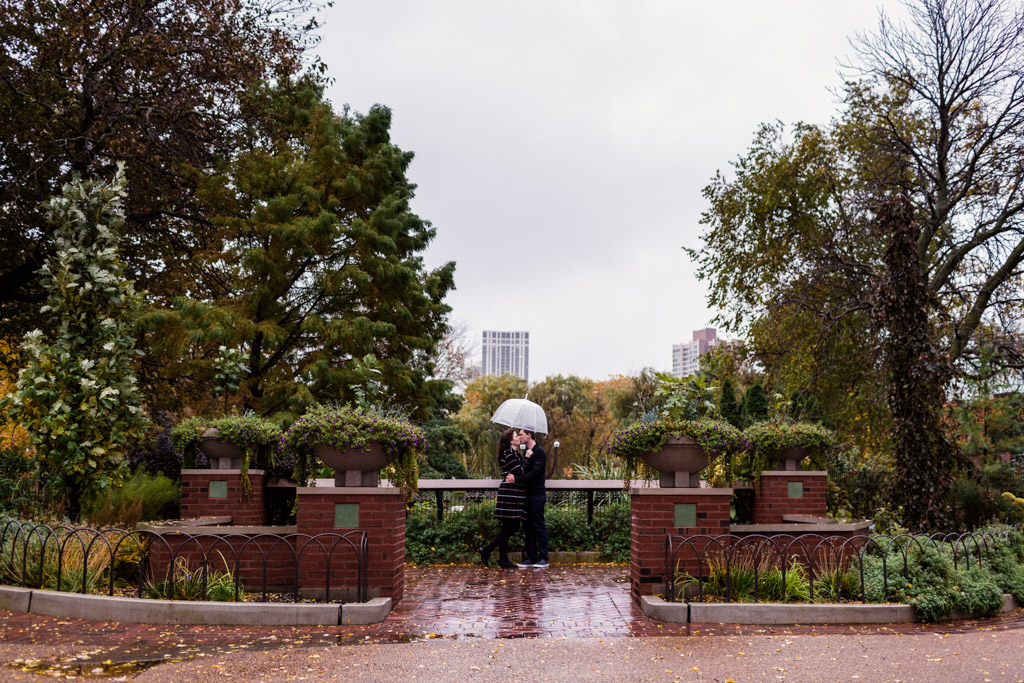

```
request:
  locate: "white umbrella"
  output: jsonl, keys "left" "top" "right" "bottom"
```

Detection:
{"left": 490, "top": 396, "right": 548, "bottom": 434}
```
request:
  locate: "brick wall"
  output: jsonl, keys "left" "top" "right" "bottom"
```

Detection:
{"left": 180, "top": 470, "right": 267, "bottom": 526}
{"left": 147, "top": 532, "right": 300, "bottom": 592}
{"left": 752, "top": 472, "right": 827, "bottom": 524}
{"left": 629, "top": 488, "right": 732, "bottom": 603}
{"left": 296, "top": 487, "right": 406, "bottom": 605}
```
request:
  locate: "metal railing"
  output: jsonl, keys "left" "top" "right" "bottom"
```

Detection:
{"left": 664, "top": 527, "right": 1021, "bottom": 603}
{"left": 0, "top": 516, "right": 368, "bottom": 603}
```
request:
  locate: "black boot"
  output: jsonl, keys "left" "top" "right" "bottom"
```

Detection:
{"left": 477, "top": 546, "right": 491, "bottom": 566}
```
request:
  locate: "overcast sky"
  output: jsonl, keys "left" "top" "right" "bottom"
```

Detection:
{"left": 317, "top": 1, "right": 905, "bottom": 382}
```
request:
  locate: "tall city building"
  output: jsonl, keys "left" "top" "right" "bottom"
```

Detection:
{"left": 671, "top": 328, "right": 721, "bottom": 378}
{"left": 481, "top": 330, "right": 529, "bottom": 381}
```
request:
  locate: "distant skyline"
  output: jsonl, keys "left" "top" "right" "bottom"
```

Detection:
{"left": 317, "top": 1, "right": 908, "bottom": 381}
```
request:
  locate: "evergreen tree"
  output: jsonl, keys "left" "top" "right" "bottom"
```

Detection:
{"left": 718, "top": 377, "right": 742, "bottom": 427}
{"left": 160, "top": 77, "right": 456, "bottom": 418}
{"left": 740, "top": 382, "right": 769, "bottom": 425}
{"left": 7, "top": 167, "right": 148, "bottom": 519}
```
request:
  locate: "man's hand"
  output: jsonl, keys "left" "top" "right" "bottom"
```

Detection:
{"left": 505, "top": 474, "right": 515, "bottom": 484}
{"left": 525, "top": 449, "right": 533, "bottom": 459}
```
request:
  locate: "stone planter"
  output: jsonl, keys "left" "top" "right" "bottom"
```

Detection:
{"left": 769, "top": 446, "right": 810, "bottom": 471}
{"left": 314, "top": 442, "right": 391, "bottom": 487}
{"left": 199, "top": 428, "right": 243, "bottom": 469}
{"left": 641, "top": 437, "right": 709, "bottom": 488}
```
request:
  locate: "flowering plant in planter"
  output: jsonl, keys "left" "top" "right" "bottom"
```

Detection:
{"left": 169, "top": 413, "right": 281, "bottom": 499}
{"left": 280, "top": 404, "right": 425, "bottom": 501}
{"left": 745, "top": 420, "right": 835, "bottom": 452}
{"left": 743, "top": 420, "right": 835, "bottom": 477}
{"left": 609, "top": 417, "right": 749, "bottom": 487}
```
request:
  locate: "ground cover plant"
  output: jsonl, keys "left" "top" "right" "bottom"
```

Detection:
{"left": 670, "top": 526, "right": 1024, "bottom": 622}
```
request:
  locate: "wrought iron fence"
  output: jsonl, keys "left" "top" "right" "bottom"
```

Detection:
{"left": 0, "top": 516, "right": 368, "bottom": 603}
{"left": 664, "top": 527, "right": 1021, "bottom": 603}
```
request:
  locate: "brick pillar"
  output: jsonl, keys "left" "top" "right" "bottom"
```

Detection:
{"left": 630, "top": 487, "right": 732, "bottom": 603}
{"left": 752, "top": 471, "right": 828, "bottom": 524}
{"left": 180, "top": 469, "right": 267, "bottom": 525}
{"left": 296, "top": 486, "right": 405, "bottom": 605}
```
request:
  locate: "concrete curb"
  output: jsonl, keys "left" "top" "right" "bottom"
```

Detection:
{"left": 341, "top": 597, "right": 392, "bottom": 625}
{"left": 0, "top": 586, "right": 32, "bottom": 614}
{"left": 0, "top": 585, "right": 393, "bottom": 626}
{"left": 639, "top": 594, "right": 1019, "bottom": 625}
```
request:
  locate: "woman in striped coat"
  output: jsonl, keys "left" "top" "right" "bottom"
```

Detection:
{"left": 478, "top": 428, "right": 526, "bottom": 568}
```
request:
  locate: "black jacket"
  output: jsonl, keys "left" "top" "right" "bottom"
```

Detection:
{"left": 516, "top": 442, "right": 547, "bottom": 493}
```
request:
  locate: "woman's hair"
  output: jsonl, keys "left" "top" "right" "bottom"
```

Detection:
{"left": 497, "top": 428, "right": 514, "bottom": 458}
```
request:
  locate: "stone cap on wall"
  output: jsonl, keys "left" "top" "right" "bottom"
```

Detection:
{"left": 758, "top": 471, "right": 827, "bottom": 477}
{"left": 139, "top": 523, "right": 298, "bottom": 535}
{"left": 730, "top": 519, "right": 873, "bottom": 534}
{"left": 296, "top": 486, "right": 404, "bottom": 496}
{"left": 630, "top": 487, "right": 734, "bottom": 496}
{"left": 181, "top": 469, "right": 266, "bottom": 476}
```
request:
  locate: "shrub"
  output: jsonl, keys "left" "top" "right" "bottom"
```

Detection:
{"left": 591, "top": 499, "right": 630, "bottom": 563}
{"left": 81, "top": 471, "right": 180, "bottom": 528}
{"left": 0, "top": 445, "right": 35, "bottom": 514}
{"left": 127, "top": 411, "right": 181, "bottom": 482}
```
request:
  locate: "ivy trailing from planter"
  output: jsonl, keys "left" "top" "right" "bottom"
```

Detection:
{"left": 169, "top": 414, "right": 281, "bottom": 499}
{"left": 743, "top": 420, "right": 836, "bottom": 481}
{"left": 609, "top": 417, "right": 749, "bottom": 488}
{"left": 279, "top": 404, "right": 425, "bottom": 502}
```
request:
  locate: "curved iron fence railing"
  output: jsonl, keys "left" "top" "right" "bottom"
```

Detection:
{"left": 0, "top": 516, "right": 368, "bottom": 603}
{"left": 664, "top": 526, "right": 1022, "bottom": 603}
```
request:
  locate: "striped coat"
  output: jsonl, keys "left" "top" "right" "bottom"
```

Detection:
{"left": 494, "top": 448, "right": 527, "bottom": 519}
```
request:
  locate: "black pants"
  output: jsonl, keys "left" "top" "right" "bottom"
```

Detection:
{"left": 483, "top": 518, "right": 521, "bottom": 561}
{"left": 523, "top": 491, "right": 548, "bottom": 562}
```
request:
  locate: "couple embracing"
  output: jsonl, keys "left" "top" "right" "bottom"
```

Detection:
{"left": 478, "top": 428, "right": 549, "bottom": 569}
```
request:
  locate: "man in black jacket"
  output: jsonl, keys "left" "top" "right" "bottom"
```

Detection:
{"left": 506, "top": 429, "right": 548, "bottom": 568}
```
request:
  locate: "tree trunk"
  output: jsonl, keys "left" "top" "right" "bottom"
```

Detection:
{"left": 877, "top": 192, "right": 963, "bottom": 532}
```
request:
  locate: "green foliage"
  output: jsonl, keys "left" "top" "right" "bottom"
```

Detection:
{"left": 739, "top": 383, "right": 768, "bottom": 425}
{"left": 591, "top": 499, "right": 630, "bottom": 563}
{"left": 158, "top": 79, "right": 456, "bottom": 419}
{"left": 281, "top": 404, "right": 424, "bottom": 501}
{"left": 170, "top": 413, "right": 282, "bottom": 499}
{"left": 745, "top": 421, "right": 835, "bottom": 455}
{"left": 211, "top": 346, "right": 248, "bottom": 413}
{"left": 655, "top": 373, "right": 720, "bottom": 421}
{"left": 82, "top": 471, "right": 180, "bottom": 528}
{"left": 571, "top": 455, "right": 623, "bottom": 481}
{"left": 0, "top": 523, "right": 118, "bottom": 594}
{"left": 170, "top": 417, "right": 209, "bottom": 470}
{"left": 404, "top": 501, "right": 625, "bottom": 565}
{"left": 4, "top": 167, "right": 148, "bottom": 519}
{"left": 420, "top": 419, "right": 471, "bottom": 479}
{"left": 861, "top": 542, "right": 1006, "bottom": 622}
{"left": 405, "top": 502, "right": 500, "bottom": 565}
{"left": 0, "top": 445, "right": 34, "bottom": 514}
{"left": 718, "top": 378, "right": 742, "bottom": 428}
{"left": 144, "top": 552, "right": 241, "bottom": 602}
{"left": 609, "top": 418, "right": 749, "bottom": 487}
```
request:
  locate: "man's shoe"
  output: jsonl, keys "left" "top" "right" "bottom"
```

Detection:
{"left": 533, "top": 559, "right": 549, "bottom": 568}
{"left": 516, "top": 559, "right": 536, "bottom": 568}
